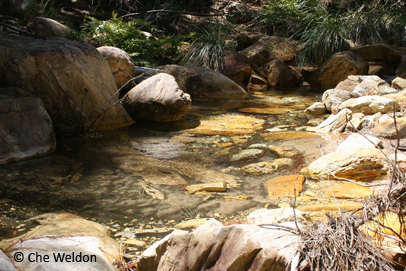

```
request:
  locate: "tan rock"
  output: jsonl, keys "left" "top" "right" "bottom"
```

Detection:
{"left": 0, "top": 213, "right": 119, "bottom": 270}
{"left": 391, "top": 77, "right": 406, "bottom": 90}
{"left": 304, "top": 102, "right": 327, "bottom": 115}
{"left": 267, "top": 175, "right": 305, "bottom": 199}
{"left": 241, "top": 158, "right": 292, "bottom": 176}
{"left": 175, "top": 218, "right": 209, "bottom": 229}
{"left": 363, "top": 212, "right": 406, "bottom": 239}
{"left": 124, "top": 239, "right": 147, "bottom": 247}
{"left": 315, "top": 108, "right": 352, "bottom": 133}
{"left": 268, "top": 146, "right": 297, "bottom": 157}
{"left": 185, "top": 182, "right": 227, "bottom": 194}
{"left": 313, "top": 51, "right": 369, "bottom": 91}
{"left": 27, "top": 17, "right": 71, "bottom": 38}
{"left": 323, "top": 183, "right": 373, "bottom": 199}
{"left": 190, "top": 114, "right": 265, "bottom": 136}
{"left": 338, "top": 95, "right": 399, "bottom": 115}
{"left": 239, "top": 107, "right": 292, "bottom": 114}
{"left": 97, "top": 46, "right": 136, "bottom": 92}
{"left": 137, "top": 219, "right": 299, "bottom": 271}
{"left": 260, "top": 131, "right": 319, "bottom": 140}
{"left": 300, "top": 147, "right": 389, "bottom": 181}
{"left": 298, "top": 203, "right": 363, "bottom": 212}
{"left": 0, "top": 34, "right": 133, "bottom": 130}
{"left": 373, "top": 117, "right": 406, "bottom": 139}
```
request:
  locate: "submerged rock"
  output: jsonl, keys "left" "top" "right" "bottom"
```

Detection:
{"left": 241, "top": 158, "right": 292, "bottom": 176}
{"left": 267, "top": 175, "right": 305, "bottom": 199}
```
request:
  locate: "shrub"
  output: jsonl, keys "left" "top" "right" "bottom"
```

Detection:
{"left": 78, "top": 12, "right": 186, "bottom": 67}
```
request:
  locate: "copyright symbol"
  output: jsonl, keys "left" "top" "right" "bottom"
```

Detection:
{"left": 14, "top": 252, "right": 24, "bottom": 262}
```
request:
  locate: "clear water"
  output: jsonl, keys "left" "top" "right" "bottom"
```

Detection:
{"left": 0, "top": 87, "right": 326, "bottom": 238}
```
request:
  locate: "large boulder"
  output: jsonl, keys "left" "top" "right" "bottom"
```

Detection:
{"left": 262, "top": 60, "right": 303, "bottom": 88}
{"left": 239, "top": 36, "right": 298, "bottom": 66}
{"left": 300, "top": 147, "right": 389, "bottom": 181}
{"left": 338, "top": 95, "right": 399, "bottom": 115}
{"left": 137, "top": 219, "right": 299, "bottom": 271}
{"left": 97, "top": 46, "right": 136, "bottom": 94}
{"left": 0, "top": 34, "right": 133, "bottom": 131}
{"left": 163, "top": 65, "right": 247, "bottom": 99}
{"left": 309, "top": 51, "right": 369, "bottom": 91}
{"left": 316, "top": 108, "right": 352, "bottom": 133}
{"left": 0, "top": 213, "right": 119, "bottom": 271}
{"left": 322, "top": 88, "right": 360, "bottom": 113}
{"left": 0, "top": 87, "right": 56, "bottom": 164}
{"left": 350, "top": 44, "right": 406, "bottom": 68}
{"left": 123, "top": 73, "right": 191, "bottom": 122}
{"left": 220, "top": 54, "right": 252, "bottom": 87}
{"left": 27, "top": 17, "right": 71, "bottom": 38}
{"left": 373, "top": 117, "right": 406, "bottom": 139}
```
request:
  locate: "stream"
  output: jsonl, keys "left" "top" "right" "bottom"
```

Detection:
{"left": 0, "top": 87, "right": 341, "bottom": 248}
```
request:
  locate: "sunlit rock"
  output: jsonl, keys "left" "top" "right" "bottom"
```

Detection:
{"left": 315, "top": 108, "right": 352, "bottom": 133}
{"left": 137, "top": 218, "right": 299, "bottom": 271}
{"left": 266, "top": 175, "right": 305, "bottom": 199}
{"left": 0, "top": 213, "right": 119, "bottom": 271}
{"left": 189, "top": 114, "right": 265, "bottom": 136}
{"left": 323, "top": 183, "right": 373, "bottom": 199}
{"left": 300, "top": 147, "right": 389, "bottom": 181}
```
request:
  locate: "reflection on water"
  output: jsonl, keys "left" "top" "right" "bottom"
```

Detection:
{"left": 0, "top": 88, "right": 326, "bottom": 237}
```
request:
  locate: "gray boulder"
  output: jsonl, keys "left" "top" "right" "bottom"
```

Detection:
{"left": 123, "top": 73, "right": 192, "bottom": 122}
{"left": 0, "top": 88, "right": 56, "bottom": 164}
{"left": 0, "top": 34, "right": 133, "bottom": 131}
{"left": 163, "top": 65, "right": 247, "bottom": 99}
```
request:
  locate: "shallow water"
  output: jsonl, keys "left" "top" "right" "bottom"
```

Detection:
{"left": 0, "top": 87, "right": 331, "bottom": 239}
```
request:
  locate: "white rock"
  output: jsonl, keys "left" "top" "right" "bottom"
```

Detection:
{"left": 316, "top": 108, "right": 352, "bottom": 133}
{"left": 247, "top": 208, "right": 306, "bottom": 225}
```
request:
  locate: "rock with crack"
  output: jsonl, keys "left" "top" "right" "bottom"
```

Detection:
{"left": 136, "top": 218, "right": 300, "bottom": 271}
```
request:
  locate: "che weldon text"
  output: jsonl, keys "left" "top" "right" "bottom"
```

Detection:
{"left": 15, "top": 251, "right": 97, "bottom": 263}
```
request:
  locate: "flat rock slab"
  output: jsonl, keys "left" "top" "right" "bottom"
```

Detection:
{"left": 301, "top": 147, "right": 389, "bottom": 181}
{"left": 186, "top": 182, "right": 227, "bottom": 194}
{"left": 324, "top": 183, "right": 373, "bottom": 199}
{"left": 267, "top": 175, "right": 305, "bottom": 199}
{"left": 260, "top": 131, "right": 319, "bottom": 140}
{"left": 190, "top": 114, "right": 265, "bottom": 136}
